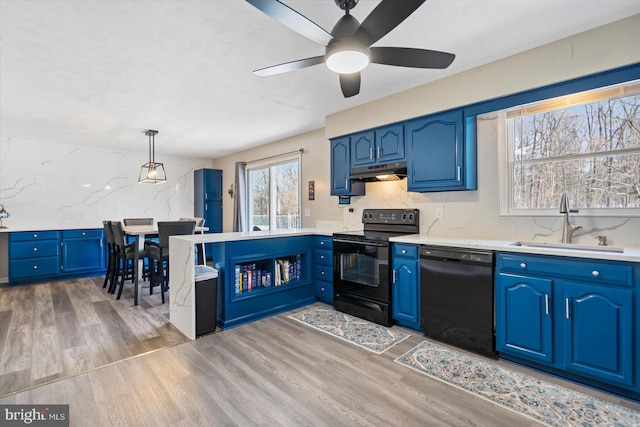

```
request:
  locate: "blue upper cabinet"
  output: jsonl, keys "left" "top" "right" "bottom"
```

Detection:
{"left": 351, "top": 125, "right": 405, "bottom": 167}
{"left": 351, "top": 131, "right": 376, "bottom": 166}
{"left": 331, "top": 137, "right": 365, "bottom": 196}
{"left": 376, "top": 124, "right": 405, "bottom": 164}
{"left": 406, "top": 110, "right": 477, "bottom": 192}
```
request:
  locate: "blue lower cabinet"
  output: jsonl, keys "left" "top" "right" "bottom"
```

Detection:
{"left": 561, "top": 281, "right": 633, "bottom": 387}
{"left": 495, "top": 252, "right": 639, "bottom": 396}
{"left": 9, "top": 229, "right": 106, "bottom": 285}
{"left": 214, "top": 236, "right": 316, "bottom": 329}
{"left": 392, "top": 244, "right": 420, "bottom": 330}
{"left": 314, "top": 236, "right": 333, "bottom": 304}
{"left": 496, "top": 273, "right": 553, "bottom": 363}
{"left": 61, "top": 229, "right": 105, "bottom": 273}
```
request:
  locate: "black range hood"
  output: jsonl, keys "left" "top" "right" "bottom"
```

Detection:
{"left": 349, "top": 161, "right": 407, "bottom": 182}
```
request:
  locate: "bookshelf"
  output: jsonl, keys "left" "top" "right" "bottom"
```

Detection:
{"left": 211, "top": 235, "right": 315, "bottom": 329}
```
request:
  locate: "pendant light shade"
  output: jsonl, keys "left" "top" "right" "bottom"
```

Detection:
{"left": 138, "top": 129, "right": 167, "bottom": 184}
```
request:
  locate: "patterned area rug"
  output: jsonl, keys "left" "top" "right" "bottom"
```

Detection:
{"left": 288, "top": 308, "right": 409, "bottom": 354}
{"left": 395, "top": 340, "right": 640, "bottom": 427}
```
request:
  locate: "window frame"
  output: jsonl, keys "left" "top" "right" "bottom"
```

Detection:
{"left": 497, "top": 81, "right": 640, "bottom": 217}
{"left": 245, "top": 152, "right": 302, "bottom": 230}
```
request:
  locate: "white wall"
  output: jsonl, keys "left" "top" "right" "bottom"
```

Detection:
{"left": 211, "top": 128, "right": 344, "bottom": 232}
{"left": 0, "top": 138, "right": 212, "bottom": 279}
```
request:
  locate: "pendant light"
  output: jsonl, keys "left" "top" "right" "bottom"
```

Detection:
{"left": 138, "top": 129, "right": 167, "bottom": 184}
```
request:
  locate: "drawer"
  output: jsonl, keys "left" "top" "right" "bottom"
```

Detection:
{"left": 10, "top": 257, "right": 59, "bottom": 279}
{"left": 314, "top": 249, "right": 333, "bottom": 266}
{"left": 10, "top": 231, "right": 60, "bottom": 242}
{"left": 315, "top": 236, "right": 333, "bottom": 250}
{"left": 314, "top": 265, "right": 333, "bottom": 282}
{"left": 62, "top": 229, "right": 103, "bottom": 239}
{"left": 315, "top": 279, "right": 333, "bottom": 301}
{"left": 393, "top": 244, "right": 418, "bottom": 259}
{"left": 10, "top": 240, "right": 59, "bottom": 260}
{"left": 499, "top": 254, "right": 633, "bottom": 287}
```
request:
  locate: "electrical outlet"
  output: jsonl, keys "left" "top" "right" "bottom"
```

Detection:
{"left": 436, "top": 207, "right": 444, "bottom": 219}
{"left": 304, "top": 208, "right": 311, "bottom": 217}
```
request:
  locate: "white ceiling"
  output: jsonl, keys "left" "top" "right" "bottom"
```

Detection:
{"left": 1, "top": 1, "right": 639, "bottom": 159}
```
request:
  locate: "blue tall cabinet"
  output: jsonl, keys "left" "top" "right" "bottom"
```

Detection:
{"left": 194, "top": 168, "right": 222, "bottom": 233}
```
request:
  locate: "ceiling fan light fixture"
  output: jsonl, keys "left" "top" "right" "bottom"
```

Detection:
{"left": 326, "top": 48, "right": 369, "bottom": 74}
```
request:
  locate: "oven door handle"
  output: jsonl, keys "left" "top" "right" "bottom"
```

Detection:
{"left": 333, "top": 239, "right": 388, "bottom": 247}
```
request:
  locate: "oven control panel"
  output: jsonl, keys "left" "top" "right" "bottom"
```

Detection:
{"left": 362, "top": 209, "right": 419, "bottom": 225}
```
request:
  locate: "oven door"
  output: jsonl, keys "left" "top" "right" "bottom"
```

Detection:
{"left": 333, "top": 238, "right": 390, "bottom": 303}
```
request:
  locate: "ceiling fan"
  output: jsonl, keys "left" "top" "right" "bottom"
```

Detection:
{"left": 246, "top": 0, "right": 455, "bottom": 98}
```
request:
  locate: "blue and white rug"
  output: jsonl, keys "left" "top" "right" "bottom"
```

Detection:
{"left": 395, "top": 340, "right": 640, "bottom": 427}
{"left": 288, "top": 308, "right": 409, "bottom": 354}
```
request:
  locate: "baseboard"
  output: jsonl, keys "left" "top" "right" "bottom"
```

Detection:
{"left": 0, "top": 276, "right": 8, "bottom": 284}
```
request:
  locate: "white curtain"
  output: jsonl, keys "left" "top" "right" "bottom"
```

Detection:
{"left": 232, "top": 161, "right": 247, "bottom": 232}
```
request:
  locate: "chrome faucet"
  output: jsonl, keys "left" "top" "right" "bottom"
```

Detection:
{"left": 559, "top": 192, "right": 582, "bottom": 244}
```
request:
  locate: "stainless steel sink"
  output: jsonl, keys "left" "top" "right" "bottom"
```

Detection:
{"left": 510, "top": 241, "right": 624, "bottom": 253}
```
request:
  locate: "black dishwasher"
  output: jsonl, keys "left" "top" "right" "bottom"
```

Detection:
{"left": 420, "top": 246, "right": 496, "bottom": 357}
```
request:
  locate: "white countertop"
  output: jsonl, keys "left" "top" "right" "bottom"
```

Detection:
{"left": 391, "top": 235, "right": 640, "bottom": 262}
{"left": 170, "top": 228, "right": 334, "bottom": 244}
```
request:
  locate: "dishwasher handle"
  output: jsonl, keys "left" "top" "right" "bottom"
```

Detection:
{"left": 420, "top": 246, "right": 494, "bottom": 266}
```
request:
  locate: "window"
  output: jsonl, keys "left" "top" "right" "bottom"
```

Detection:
{"left": 501, "top": 80, "right": 640, "bottom": 215}
{"left": 247, "top": 154, "right": 301, "bottom": 230}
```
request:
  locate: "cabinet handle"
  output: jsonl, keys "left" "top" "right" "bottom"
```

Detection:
{"left": 520, "top": 263, "right": 527, "bottom": 269}
{"left": 33, "top": 265, "right": 38, "bottom": 269}
{"left": 321, "top": 287, "right": 325, "bottom": 292}
{"left": 82, "top": 232, "right": 86, "bottom": 236}
{"left": 320, "top": 255, "right": 324, "bottom": 260}
{"left": 592, "top": 270, "right": 600, "bottom": 277}
{"left": 369, "top": 147, "right": 373, "bottom": 159}
{"left": 33, "top": 247, "right": 38, "bottom": 252}
{"left": 565, "top": 298, "right": 570, "bottom": 319}
{"left": 33, "top": 234, "right": 38, "bottom": 238}
{"left": 457, "top": 166, "right": 461, "bottom": 181}
{"left": 321, "top": 271, "right": 325, "bottom": 276}
{"left": 377, "top": 147, "right": 381, "bottom": 158}
{"left": 320, "top": 241, "right": 324, "bottom": 246}
{"left": 392, "top": 269, "right": 396, "bottom": 283}
{"left": 345, "top": 178, "right": 348, "bottom": 188}
{"left": 545, "top": 294, "right": 549, "bottom": 315}
{"left": 401, "top": 249, "right": 407, "bottom": 254}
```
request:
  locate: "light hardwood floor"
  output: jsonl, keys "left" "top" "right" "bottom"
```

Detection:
{"left": 0, "top": 276, "right": 189, "bottom": 397}
{"left": 1, "top": 280, "right": 639, "bottom": 426}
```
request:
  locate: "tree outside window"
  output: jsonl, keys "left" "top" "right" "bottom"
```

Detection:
{"left": 505, "top": 82, "right": 640, "bottom": 213}
{"left": 247, "top": 156, "right": 300, "bottom": 230}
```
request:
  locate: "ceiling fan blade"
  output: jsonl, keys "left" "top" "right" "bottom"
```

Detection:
{"left": 353, "top": 0, "right": 426, "bottom": 46}
{"left": 253, "top": 56, "right": 325, "bottom": 77}
{"left": 246, "top": 0, "right": 333, "bottom": 46}
{"left": 370, "top": 47, "right": 455, "bottom": 69}
{"left": 339, "top": 73, "right": 361, "bottom": 98}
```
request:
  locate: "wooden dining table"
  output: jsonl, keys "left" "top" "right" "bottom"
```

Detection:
{"left": 124, "top": 224, "right": 208, "bottom": 305}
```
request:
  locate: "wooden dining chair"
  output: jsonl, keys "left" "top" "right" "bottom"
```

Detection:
{"left": 145, "top": 221, "right": 196, "bottom": 303}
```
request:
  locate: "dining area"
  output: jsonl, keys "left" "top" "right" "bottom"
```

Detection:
{"left": 101, "top": 217, "right": 209, "bottom": 306}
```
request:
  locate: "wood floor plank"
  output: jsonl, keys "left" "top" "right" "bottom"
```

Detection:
{"left": 31, "top": 284, "right": 55, "bottom": 329}
{"left": 30, "top": 325, "right": 63, "bottom": 381}
{"left": 50, "top": 281, "right": 74, "bottom": 314}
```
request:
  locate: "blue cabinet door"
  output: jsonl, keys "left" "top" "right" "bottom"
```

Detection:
{"left": 351, "top": 131, "right": 376, "bottom": 166}
{"left": 376, "top": 124, "right": 405, "bottom": 163}
{"left": 331, "top": 137, "right": 364, "bottom": 196}
{"left": 406, "top": 110, "right": 465, "bottom": 192}
{"left": 496, "top": 273, "right": 553, "bottom": 363}
{"left": 561, "top": 281, "right": 633, "bottom": 387}
{"left": 392, "top": 257, "right": 419, "bottom": 330}
{"left": 194, "top": 168, "right": 222, "bottom": 233}
{"left": 61, "top": 236, "right": 105, "bottom": 273}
